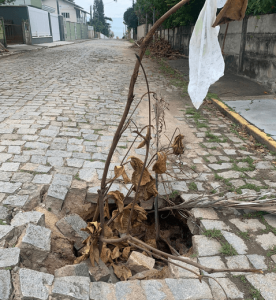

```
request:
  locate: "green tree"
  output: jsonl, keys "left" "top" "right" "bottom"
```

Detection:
{"left": 247, "top": 0, "right": 276, "bottom": 15}
{"left": 92, "top": 0, "right": 113, "bottom": 37}
{"left": 0, "top": 0, "right": 15, "bottom": 4}
{"left": 124, "top": 7, "right": 138, "bottom": 29}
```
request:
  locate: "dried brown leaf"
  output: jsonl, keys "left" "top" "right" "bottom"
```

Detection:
{"left": 137, "top": 127, "right": 151, "bottom": 149}
{"left": 113, "top": 165, "right": 131, "bottom": 184}
{"left": 128, "top": 156, "right": 151, "bottom": 186}
{"left": 108, "top": 190, "right": 124, "bottom": 213}
{"left": 111, "top": 246, "right": 120, "bottom": 260}
{"left": 172, "top": 134, "right": 184, "bottom": 155}
{"left": 104, "top": 225, "right": 114, "bottom": 239}
{"left": 112, "top": 263, "right": 132, "bottom": 281}
{"left": 104, "top": 200, "right": 110, "bottom": 219}
{"left": 122, "top": 246, "right": 131, "bottom": 260}
{"left": 152, "top": 152, "right": 167, "bottom": 174}
{"left": 100, "top": 243, "right": 112, "bottom": 264}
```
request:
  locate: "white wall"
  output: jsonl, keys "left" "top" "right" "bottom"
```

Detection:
{"left": 41, "top": 0, "right": 77, "bottom": 23}
{"left": 59, "top": 0, "right": 77, "bottom": 23}
{"left": 28, "top": 6, "right": 51, "bottom": 37}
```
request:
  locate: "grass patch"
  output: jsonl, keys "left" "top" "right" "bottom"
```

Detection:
{"left": 203, "top": 229, "right": 223, "bottom": 239}
{"left": 266, "top": 246, "right": 276, "bottom": 257}
{"left": 0, "top": 219, "right": 6, "bottom": 225}
{"left": 205, "top": 131, "right": 227, "bottom": 143}
{"left": 188, "top": 182, "right": 197, "bottom": 191}
{"left": 185, "top": 107, "right": 209, "bottom": 129}
{"left": 238, "top": 231, "right": 250, "bottom": 240}
{"left": 220, "top": 242, "right": 238, "bottom": 256}
{"left": 145, "top": 49, "right": 151, "bottom": 56}
{"left": 236, "top": 183, "right": 267, "bottom": 194}
{"left": 169, "top": 190, "right": 179, "bottom": 199}
{"left": 74, "top": 174, "right": 81, "bottom": 181}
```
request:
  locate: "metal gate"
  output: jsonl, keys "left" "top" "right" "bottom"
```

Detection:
{"left": 4, "top": 20, "right": 24, "bottom": 44}
{"left": 50, "top": 13, "right": 60, "bottom": 41}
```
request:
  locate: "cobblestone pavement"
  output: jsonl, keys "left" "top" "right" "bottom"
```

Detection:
{"left": 0, "top": 40, "right": 276, "bottom": 299}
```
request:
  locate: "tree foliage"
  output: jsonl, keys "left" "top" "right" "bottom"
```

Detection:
{"left": 124, "top": 7, "right": 138, "bottom": 29}
{"left": 0, "top": 0, "right": 15, "bottom": 4}
{"left": 134, "top": 0, "right": 276, "bottom": 29}
{"left": 91, "top": 0, "right": 113, "bottom": 37}
{"left": 247, "top": 0, "right": 276, "bottom": 15}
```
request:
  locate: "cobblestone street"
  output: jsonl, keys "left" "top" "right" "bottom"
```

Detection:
{"left": 0, "top": 40, "right": 276, "bottom": 299}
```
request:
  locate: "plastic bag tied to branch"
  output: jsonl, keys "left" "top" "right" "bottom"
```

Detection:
{"left": 188, "top": 0, "right": 227, "bottom": 109}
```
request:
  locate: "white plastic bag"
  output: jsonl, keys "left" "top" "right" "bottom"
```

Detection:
{"left": 188, "top": 0, "right": 227, "bottom": 109}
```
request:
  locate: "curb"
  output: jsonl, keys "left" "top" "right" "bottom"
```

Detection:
{"left": 0, "top": 39, "right": 92, "bottom": 60}
{"left": 211, "top": 98, "right": 276, "bottom": 153}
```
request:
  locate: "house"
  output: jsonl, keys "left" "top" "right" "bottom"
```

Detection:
{"left": 41, "top": 0, "right": 88, "bottom": 24}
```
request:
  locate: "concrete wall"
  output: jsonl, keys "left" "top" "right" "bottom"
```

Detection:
{"left": 137, "top": 13, "right": 276, "bottom": 92}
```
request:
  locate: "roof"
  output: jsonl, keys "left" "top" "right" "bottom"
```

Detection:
{"left": 61, "top": 0, "right": 89, "bottom": 14}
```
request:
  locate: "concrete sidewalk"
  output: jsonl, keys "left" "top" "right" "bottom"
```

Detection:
{"left": 0, "top": 40, "right": 90, "bottom": 59}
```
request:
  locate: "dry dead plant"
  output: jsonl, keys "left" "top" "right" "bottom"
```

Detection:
{"left": 75, "top": 1, "right": 264, "bottom": 297}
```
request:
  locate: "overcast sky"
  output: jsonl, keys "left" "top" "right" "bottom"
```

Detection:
{"left": 77, "top": 0, "right": 132, "bottom": 18}
{"left": 76, "top": 0, "right": 132, "bottom": 37}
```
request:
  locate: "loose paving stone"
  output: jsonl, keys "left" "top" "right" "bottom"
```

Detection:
{"left": 17, "top": 224, "right": 51, "bottom": 264}
{"left": 247, "top": 254, "right": 268, "bottom": 271}
{"left": 87, "top": 258, "right": 111, "bottom": 282}
{"left": 90, "top": 282, "right": 116, "bottom": 300}
{"left": 55, "top": 262, "right": 89, "bottom": 278}
{"left": 3, "top": 195, "right": 29, "bottom": 208}
{"left": 191, "top": 207, "right": 219, "bottom": 220}
{"left": 271, "top": 255, "right": 276, "bottom": 263}
{"left": 0, "top": 247, "right": 20, "bottom": 269}
{"left": 198, "top": 256, "right": 227, "bottom": 277}
{"left": 255, "top": 232, "right": 276, "bottom": 250}
{"left": 0, "top": 225, "right": 14, "bottom": 242}
{"left": 209, "top": 277, "right": 244, "bottom": 300}
{"left": 229, "top": 218, "right": 266, "bottom": 232}
{"left": 225, "top": 255, "right": 251, "bottom": 275}
{"left": 0, "top": 270, "right": 12, "bottom": 300}
{"left": 115, "top": 280, "right": 146, "bottom": 300}
{"left": 11, "top": 211, "right": 45, "bottom": 228}
{"left": 45, "top": 184, "right": 68, "bottom": 213}
{"left": 193, "top": 235, "right": 222, "bottom": 256}
{"left": 246, "top": 273, "right": 276, "bottom": 300}
{"left": 52, "top": 276, "right": 90, "bottom": 300}
{"left": 264, "top": 214, "right": 276, "bottom": 228}
{"left": 165, "top": 278, "right": 213, "bottom": 300}
{"left": 201, "top": 220, "right": 230, "bottom": 231}
{"left": 168, "top": 257, "right": 199, "bottom": 279}
{"left": 32, "top": 174, "right": 52, "bottom": 184}
{"left": 221, "top": 230, "right": 248, "bottom": 254}
{"left": 18, "top": 268, "right": 54, "bottom": 300}
{"left": 127, "top": 251, "right": 155, "bottom": 273}
{"left": 56, "top": 214, "right": 89, "bottom": 250}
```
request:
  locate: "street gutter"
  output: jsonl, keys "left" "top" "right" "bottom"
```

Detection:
{"left": 211, "top": 97, "right": 276, "bottom": 153}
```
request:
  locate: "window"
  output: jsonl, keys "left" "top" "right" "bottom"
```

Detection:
{"left": 62, "top": 13, "right": 70, "bottom": 19}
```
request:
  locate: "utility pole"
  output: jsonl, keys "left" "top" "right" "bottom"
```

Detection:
{"left": 56, "top": 0, "right": 60, "bottom": 15}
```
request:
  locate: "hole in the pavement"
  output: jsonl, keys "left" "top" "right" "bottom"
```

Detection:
{"left": 11, "top": 186, "right": 194, "bottom": 283}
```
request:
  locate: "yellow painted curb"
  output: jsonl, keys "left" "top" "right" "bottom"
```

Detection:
{"left": 211, "top": 98, "right": 276, "bottom": 153}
